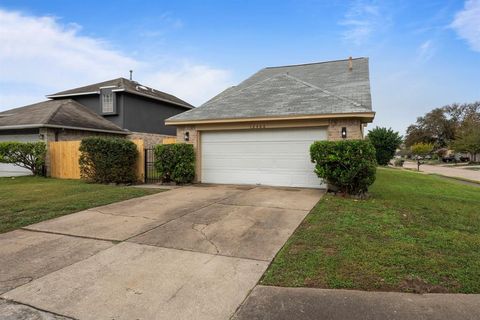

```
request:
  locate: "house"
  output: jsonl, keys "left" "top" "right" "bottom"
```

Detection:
{"left": 0, "top": 77, "right": 193, "bottom": 176}
{"left": 47, "top": 77, "right": 193, "bottom": 146}
{"left": 166, "top": 57, "right": 375, "bottom": 188}
{"left": 0, "top": 99, "right": 128, "bottom": 176}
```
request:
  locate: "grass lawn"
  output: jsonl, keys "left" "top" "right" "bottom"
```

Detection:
{"left": 262, "top": 168, "right": 480, "bottom": 293}
{"left": 0, "top": 176, "right": 164, "bottom": 234}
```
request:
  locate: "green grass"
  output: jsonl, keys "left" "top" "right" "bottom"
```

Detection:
{"left": 262, "top": 168, "right": 480, "bottom": 293}
{"left": 0, "top": 176, "right": 164, "bottom": 234}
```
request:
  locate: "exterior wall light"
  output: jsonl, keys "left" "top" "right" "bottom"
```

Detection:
{"left": 341, "top": 127, "right": 347, "bottom": 139}
{"left": 184, "top": 131, "right": 190, "bottom": 141}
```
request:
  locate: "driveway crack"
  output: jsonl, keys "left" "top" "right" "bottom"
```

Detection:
{"left": 90, "top": 209, "right": 157, "bottom": 221}
{"left": 192, "top": 223, "right": 220, "bottom": 254}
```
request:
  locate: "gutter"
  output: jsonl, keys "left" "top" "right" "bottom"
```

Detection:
{"left": 0, "top": 124, "right": 129, "bottom": 135}
{"left": 165, "top": 111, "right": 376, "bottom": 126}
{"left": 46, "top": 91, "right": 100, "bottom": 98}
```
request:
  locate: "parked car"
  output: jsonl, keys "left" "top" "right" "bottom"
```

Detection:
{"left": 442, "top": 155, "right": 455, "bottom": 163}
{"left": 442, "top": 154, "right": 470, "bottom": 163}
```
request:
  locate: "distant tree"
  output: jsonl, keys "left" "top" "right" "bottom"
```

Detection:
{"left": 367, "top": 127, "right": 403, "bottom": 165}
{"left": 410, "top": 142, "right": 434, "bottom": 171}
{"left": 452, "top": 122, "right": 480, "bottom": 163}
{"left": 405, "top": 108, "right": 457, "bottom": 148}
{"left": 404, "top": 101, "right": 480, "bottom": 148}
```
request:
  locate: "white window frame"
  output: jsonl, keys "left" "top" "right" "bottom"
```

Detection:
{"left": 101, "top": 92, "right": 114, "bottom": 113}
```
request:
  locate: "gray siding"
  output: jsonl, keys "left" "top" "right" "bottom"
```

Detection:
{"left": 71, "top": 94, "right": 125, "bottom": 128}
{"left": 69, "top": 92, "right": 187, "bottom": 135}
{"left": 122, "top": 93, "right": 187, "bottom": 135}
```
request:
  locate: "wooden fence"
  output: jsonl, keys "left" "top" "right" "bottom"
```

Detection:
{"left": 48, "top": 139, "right": 145, "bottom": 181}
{"left": 49, "top": 141, "right": 82, "bottom": 179}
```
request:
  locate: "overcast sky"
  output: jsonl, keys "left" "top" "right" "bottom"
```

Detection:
{"left": 0, "top": 0, "right": 479, "bottom": 134}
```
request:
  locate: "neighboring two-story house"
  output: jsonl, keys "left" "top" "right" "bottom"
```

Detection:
{"left": 47, "top": 77, "right": 193, "bottom": 145}
{"left": 0, "top": 78, "right": 192, "bottom": 176}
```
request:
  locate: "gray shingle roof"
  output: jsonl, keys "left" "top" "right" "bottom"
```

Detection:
{"left": 0, "top": 99, "right": 128, "bottom": 134}
{"left": 167, "top": 57, "right": 373, "bottom": 123}
{"left": 48, "top": 78, "right": 193, "bottom": 109}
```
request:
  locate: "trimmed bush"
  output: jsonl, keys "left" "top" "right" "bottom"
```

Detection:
{"left": 310, "top": 140, "right": 377, "bottom": 195}
{"left": 0, "top": 141, "right": 46, "bottom": 175}
{"left": 79, "top": 137, "right": 138, "bottom": 184}
{"left": 154, "top": 143, "right": 195, "bottom": 184}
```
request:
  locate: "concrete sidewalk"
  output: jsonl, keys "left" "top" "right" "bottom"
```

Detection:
{"left": 404, "top": 161, "right": 480, "bottom": 183}
{"left": 233, "top": 286, "right": 480, "bottom": 320}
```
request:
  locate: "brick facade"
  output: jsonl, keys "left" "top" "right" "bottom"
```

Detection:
{"left": 39, "top": 128, "right": 121, "bottom": 143}
{"left": 128, "top": 132, "right": 174, "bottom": 149}
{"left": 176, "top": 125, "right": 198, "bottom": 148}
{"left": 327, "top": 119, "right": 364, "bottom": 141}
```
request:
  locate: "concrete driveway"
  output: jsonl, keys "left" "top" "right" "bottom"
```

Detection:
{"left": 1, "top": 184, "right": 323, "bottom": 320}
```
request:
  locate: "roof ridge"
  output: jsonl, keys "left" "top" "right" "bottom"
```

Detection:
{"left": 264, "top": 57, "right": 367, "bottom": 69}
{"left": 283, "top": 74, "right": 367, "bottom": 109}
{"left": 201, "top": 73, "right": 297, "bottom": 107}
{"left": 44, "top": 99, "right": 70, "bottom": 124}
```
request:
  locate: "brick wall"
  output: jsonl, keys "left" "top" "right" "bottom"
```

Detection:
{"left": 327, "top": 119, "right": 364, "bottom": 140}
{"left": 176, "top": 125, "right": 198, "bottom": 148}
{"left": 128, "top": 132, "right": 174, "bottom": 149}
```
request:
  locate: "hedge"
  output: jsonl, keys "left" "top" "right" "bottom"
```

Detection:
{"left": 0, "top": 141, "right": 46, "bottom": 175}
{"left": 79, "top": 137, "right": 138, "bottom": 184}
{"left": 310, "top": 140, "right": 377, "bottom": 195}
{"left": 154, "top": 143, "right": 195, "bottom": 184}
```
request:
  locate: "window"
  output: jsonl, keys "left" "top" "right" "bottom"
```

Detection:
{"left": 102, "top": 92, "right": 114, "bottom": 113}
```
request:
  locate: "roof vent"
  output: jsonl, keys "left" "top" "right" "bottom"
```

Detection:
{"left": 136, "top": 85, "right": 149, "bottom": 91}
{"left": 348, "top": 56, "right": 353, "bottom": 71}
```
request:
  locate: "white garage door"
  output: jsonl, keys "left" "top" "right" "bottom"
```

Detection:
{"left": 0, "top": 133, "right": 39, "bottom": 177}
{"left": 201, "top": 127, "right": 326, "bottom": 188}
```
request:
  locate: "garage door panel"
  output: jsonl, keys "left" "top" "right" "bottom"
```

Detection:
{"left": 201, "top": 128, "right": 326, "bottom": 188}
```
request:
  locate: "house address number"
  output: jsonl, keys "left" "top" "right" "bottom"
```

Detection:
{"left": 250, "top": 123, "right": 266, "bottom": 129}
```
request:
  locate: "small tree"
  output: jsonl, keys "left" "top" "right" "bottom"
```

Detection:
{"left": 367, "top": 127, "right": 403, "bottom": 165}
{"left": 0, "top": 141, "right": 46, "bottom": 175}
{"left": 410, "top": 142, "right": 434, "bottom": 171}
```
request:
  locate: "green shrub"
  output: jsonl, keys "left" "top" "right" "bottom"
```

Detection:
{"left": 154, "top": 143, "right": 195, "bottom": 184}
{"left": 79, "top": 137, "right": 138, "bottom": 183}
{"left": 367, "top": 127, "right": 403, "bottom": 166}
{"left": 394, "top": 158, "right": 405, "bottom": 167}
{"left": 0, "top": 141, "right": 46, "bottom": 175}
{"left": 310, "top": 140, "right": 377, "bottom": 195}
